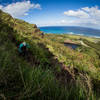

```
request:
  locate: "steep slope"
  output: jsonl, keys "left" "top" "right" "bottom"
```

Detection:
{"left": 0, "top": 10, "right": 70, "bottom": 100}
{"left": 0, "top": 10, "right": 100, "bottom": 100}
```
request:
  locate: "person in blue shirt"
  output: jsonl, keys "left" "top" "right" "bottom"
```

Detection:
{"left": 40, "top": 31, "right": 44, "bottom": 38}
{"left": 18, "top": 42, "right": 30, "bottom": 56}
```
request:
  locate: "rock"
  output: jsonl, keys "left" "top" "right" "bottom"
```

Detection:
{"left": 32, "top": 24, "right": 37, "bottom": 28}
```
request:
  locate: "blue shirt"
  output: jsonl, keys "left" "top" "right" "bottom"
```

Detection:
{"left": 18, "top": 43, "right": 30, "bottom": 53}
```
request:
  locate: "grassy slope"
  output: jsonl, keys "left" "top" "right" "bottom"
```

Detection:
{"left": 45, "top": 34, "right": 100, "bottom": 98}
{"left": 0, "top": 10, "right": 100, "bottom": 100}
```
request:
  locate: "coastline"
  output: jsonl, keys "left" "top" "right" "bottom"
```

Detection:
{"left": 45, "top": 32, "right": 100, "bottom": 39}
{"left": 40, "top": 26, "right": 100, "bottom": 39}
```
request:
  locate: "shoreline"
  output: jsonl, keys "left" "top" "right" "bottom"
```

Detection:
{"left": 44, "top": 32, "right": 100, "bottom": 39}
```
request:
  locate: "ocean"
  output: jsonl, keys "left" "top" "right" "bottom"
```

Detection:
{"left": 39, "top": 26, "right": 100, "bottom": 38}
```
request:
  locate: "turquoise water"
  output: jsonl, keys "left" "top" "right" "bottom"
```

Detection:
{"left": 39, "top": 26, "right": 100, "bottom": 38}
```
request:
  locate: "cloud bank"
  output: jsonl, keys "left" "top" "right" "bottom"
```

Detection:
{"left": 0, "top": 1, "right": 41, "bottom": 18}
{"left": 63, "top": 6, "right": 100, "bottom": 29}
{"left": 64, "top": 10, "right": 89, "bottom": 18}
{"left": 37, "top": 6, "right": 100, "bottom": 29}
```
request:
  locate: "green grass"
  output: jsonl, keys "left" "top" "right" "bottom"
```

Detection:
{"left": 0, "top": 10, "right": 100, "bottom": 100}
{"left": 0, "top": 30, "right": 88, "bottom": 100}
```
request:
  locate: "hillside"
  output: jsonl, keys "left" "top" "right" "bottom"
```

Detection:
{"left": 0, "top": 10, "right": 100, "bottom": 100}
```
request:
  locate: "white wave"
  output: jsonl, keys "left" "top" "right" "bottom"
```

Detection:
{"left": 77, "top": 34, "right": 84, "bottom": 36}
{"left": 68, "top": 32, "right": 75, "bottom": 34}
{"left": 92, "top": 36, "right": 100, "bottom": 38}
{"left": 84, "top": 35, "right": 100, "bottom": 38}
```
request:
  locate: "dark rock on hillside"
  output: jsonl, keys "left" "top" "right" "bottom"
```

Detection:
{"left": 32, "top": 24, "right": 37, "bottom": 28}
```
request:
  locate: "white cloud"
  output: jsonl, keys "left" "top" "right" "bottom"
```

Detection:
{"left": 60, "top": 20, "right": 66, "bottom": 23}
{"left": 64, "top": 10, "right": 89, "bottom": 18}
{"left": 63, "top": 6, "right": 100, "bottom": 29}
{"left": 34, "top": 4, "right": 41, "bottom": 9}
{"left": 64, "top": 6, "right": 100, "bottom": 19}
{"left": 0, "top": 1, "right": 41, "bottom": 18}
{"left": 0, "top": 5, "right": 3, "bottom": 9}
{"left": 82, "top": 6, "right": 100, "bottom": 20}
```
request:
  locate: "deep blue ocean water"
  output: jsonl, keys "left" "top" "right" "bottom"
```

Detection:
{"left": 39, "top": 26, "right": 100, "bottom": 38}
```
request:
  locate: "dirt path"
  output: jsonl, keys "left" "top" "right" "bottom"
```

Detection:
{"left": 80, "top": 41, "right": 89, "bottom": 47}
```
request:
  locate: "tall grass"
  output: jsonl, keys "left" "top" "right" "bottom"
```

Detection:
{"left": 0, "top": 10, "right": 100, "bottom": 99}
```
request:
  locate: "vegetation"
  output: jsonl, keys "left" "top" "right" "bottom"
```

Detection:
{"left": 0, "top": 10, "right": 100, "bottom": 100}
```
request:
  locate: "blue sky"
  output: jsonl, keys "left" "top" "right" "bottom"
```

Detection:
{"left": 0, "top": 0, "right": 100, "bottom": 29}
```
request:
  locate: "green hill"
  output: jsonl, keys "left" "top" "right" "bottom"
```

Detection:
{"left": 0, "top": 10, "right": 100, "bottom": 100}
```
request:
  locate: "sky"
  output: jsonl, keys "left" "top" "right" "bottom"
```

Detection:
{"left": 0, "top": 0, "right": 100, "bottom": 29}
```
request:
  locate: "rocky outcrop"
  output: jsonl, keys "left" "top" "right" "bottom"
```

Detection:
{"left": 32, "top": 24, "right": 37, "bottom": 28}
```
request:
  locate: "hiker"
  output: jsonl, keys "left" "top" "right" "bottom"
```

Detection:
{"left": 41, "top": 32, "right": 44, "bottom": 38}
{"left": 18, "top": 42, "right": 30, "bottom": 56}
